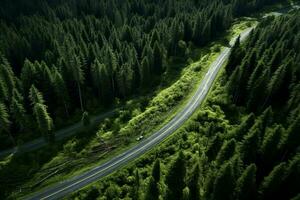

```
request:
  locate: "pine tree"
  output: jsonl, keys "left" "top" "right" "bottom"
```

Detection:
{"left": 33, "top": 103, "right": 54, "bottom": 142}
{"left": 187, "top": 162, "right": 201, "bottom": 200}
{"left": 99, "top": 63, "right": 113, "bottom": 104}
{"left": 201, "top": 19, "right": 212, "bottom": 45}
{"left": 152, "top": 159, "right": 161, "bottom": 183}
{"left": 265, "top": 64, "right": 286, "bottom": 106}
{"left": 104, "top": 46, "right": 117, "bottom": 96}
{"left": 234, "top": 164, "right": 257, "bottom": 200}
{"left": 260, "top": 125, "right": 283, "bottom": 170}
{"left": 116, "top": 63, "right": 133, "bottom": 98}
{"left": 215, "top": 139, "right": 236, "bottom": 166}
{"left": 247, "top": 67, "right": 270, "bottom": 112}
{"left": 145, "top": 159, "right": 161, "bottom": 200}
{"left": 240, "top": 124, "right": 260, "bottom": 165}
{"left": 52, "top": 68, "right": 69, "bottom": 117}
{"left": 0, "top": 78, "right": 9, "bottom": 102}
{"left": 281, "top": 116, "right": 300, "bottom": 154}
{"left": 145, "top": 177, "right": 159, "bottom": 200}
{"left": 91, "top": 59, "right": 103, "bottom": 97}
{"left": 0, "top": 102, "right": 14, "bottom": 145}
{"left": 72, "top": 55, "right": 84, "bottom": 112}
{"left": 10, "top": 96, "right": 26, "bottom": 130}
{"left": 29, "top": 85, "right": 45, "bottom": 105}
{"left": 206, "top": 134, "right": 223, "bottom": 162}
{"left": 228, "top": 113, "right": 255, "bottom": 141}
{"left": 0, "top": 59, "right": 16, "bottom": 96}
{"left": 153, "top": 41, "right": 164, "bottom": 75}
{"left": 259, "top": 163, "right": 286, "bottom": 200}
{"left": 211, "top": 161, "right": 235, "bottom": 200}
{"left": 165, "top": 151, "right": 186, "bottom": 200}
{"left": 193, "top": 14, "right": 204, "bottom": 46}
{"left": 21, "top": 59, "right": 37, "bottom": 93}
{"left": 140, "top": 57, "right": 151, "bottom": 88}
{"left": 281, "top": 155, "right": 300, "bottom": 199}
{"left": 133, "top": 169, "right": 140, "bottom": 200}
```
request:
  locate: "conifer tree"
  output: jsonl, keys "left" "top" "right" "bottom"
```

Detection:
{"left": 133, "top": 169, "right": 140, "bottom": 200}
{"left": 259, "top": 163, "right": 286, "bottom": 200}
{"left": 33, "top": 103, "right": 54, "bottom": 141}
{"left": 215, "top": 139, "right": 236, "bottom": 166}
{"left": 52, "top": 68, "right": 69, "bottom": 117}
{"left": 211, "top": 161, "right": 235, "bottom": 200}
{"left": 0, "top": 102, "right": 14, "bottom": 145}
{"left": 193, "top": 14, "right": 204, "bottom": 46}
{"left": 240, "top": 125, "right": 260, "bottom": 165}
{"left": 10, "top": 96, "right": 26, "bottom": 130}
{"left": 140, "top": 57, "right": 151, "bottom": 88}
{"left": 187, "top": 162, "right": 201, "bottom": 200}
{"left": 165, "top": 151, "right": 186, "bottom": 200}
{"left": 153, "top": 41, "right": 164, "bottom": 75}
{"left": 29, "top": 85, "right": 45, "bottom": 105}
{"left": 260, "top": 125, "right": 283, "bottom": 170}
{"left": 234, "top": 164, "right": 257, "bottom": 200}
{"left": 21, "top": 59, "right": 37, "bottom": 93}
{"left": 72, "top": 55, "right": 84, "bottom": 112}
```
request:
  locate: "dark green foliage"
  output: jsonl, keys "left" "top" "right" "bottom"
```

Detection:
{"left": 33, "top": 103, "right": 54, "bottom": 141}
{"left": 0, "top": 0, "right": 285, "bottom": 147}
{"left": 259, "top": 163, "right": 286, "bottom": 200}
{"left": 166, "top": 151, "right": 186, "bottom": 200}
{"left": 240, "top": 123, "right": 261, "bottom": 165}
{"left": 211, "top": 161, "right": 235, "bottom": 200}
{"left": 215, "top": 139, "right": 236, "bottom": 166}
{"left": 234, "top": 164, "right": 257, "bottom": 200}
{"left": 145, "top": 159, "right": 161, "bottom": 200}
{"left": 82, "top": 111, "right": 90, "bottom": 127}
{"left": 260, "top": 125, "right": 283, "bottom": 171}
{"left": 187, "top": 162, "right": 201, "bottom": 200}
{"left": 0, "top": 102, "right": 13, "bottom": 144}
{"left": 152, "top": 159, "right": 161, "bottom": 183}
{"left": 133, "top": 170, "right": 140, "bottom": 200}
{"left": 206, "top": 134, "right": 223, "bottom": 162}
{"left": 145, "top": 177, "right": 159, "bottom": 200}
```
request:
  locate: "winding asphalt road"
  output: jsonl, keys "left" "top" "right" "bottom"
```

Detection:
{"left": 24, "top": 28, "right": 254, "bottom": 200}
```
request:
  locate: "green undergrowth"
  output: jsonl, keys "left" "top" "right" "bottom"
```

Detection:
{"left": 16, "top": 45, "right": 216, "bottom": 200}
{"left": 64, "top": 49, "right": 235, "bottom": 200}
{"left": 10, "top": 17, "right": 256, "bottom": 200}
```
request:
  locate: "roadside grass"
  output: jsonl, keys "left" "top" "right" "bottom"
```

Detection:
{"left": 15, "top": 44, "right": 217, "bottom": 199}
{"left": 7, "top": 16, "right": 256, "bottom": 200}
{"left": 64, "top": 18, "right": 260, "bottom": 200}
{"left": 64, "top": 46, "right": 235, "bottom": 200}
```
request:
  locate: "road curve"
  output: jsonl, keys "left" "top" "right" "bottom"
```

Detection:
{"left": 25, "top": 28, "right": 253, "bottom": 200}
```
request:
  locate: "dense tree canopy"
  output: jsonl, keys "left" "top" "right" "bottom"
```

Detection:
{"left": 0, "top": 0, "right": 284, "bottom": 147}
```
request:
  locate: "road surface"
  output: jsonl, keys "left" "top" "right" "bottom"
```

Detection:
{"left": 0, "top": 109, "right": 117, "bottom": 158}
{"left": 25, "top": 28, "right": 253, "bottom": 200}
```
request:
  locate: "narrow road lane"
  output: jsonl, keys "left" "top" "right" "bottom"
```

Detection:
{"left": 0, "top": 109, "right": 117, "bottom": 158}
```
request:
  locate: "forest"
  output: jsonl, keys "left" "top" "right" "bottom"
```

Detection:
{"left": 68, "top": 9, "right": 300, "bottom": 200}
{"left": 0, "top": 0, "right": 285, "bottom": 149}
{"left": 0, "top": 0, "right": 298, "bottom": 199}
